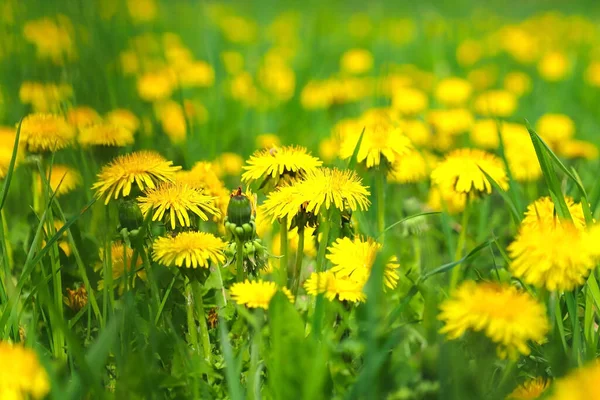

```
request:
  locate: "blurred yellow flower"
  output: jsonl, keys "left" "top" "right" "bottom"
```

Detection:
{"left": 67, "top": 106, "right": 101, "bottom": 130}
{"left": 23, "top": 16, "right": 75, "bottom": 63}
{"left": 21, "top": 113, "right": 75, "bottom": 153}
{"left": 434, "top": 77, "right": 472, "bottom": 107}
{"left": 503, "top": 71, "right": 532, "bottom": 96}
{"left": 427, "top": 108, "right": 474, "bottom": 136}
{"left": 504, "top": 136, "right": 542, "bottom": 182}
{"left": 388, "top": 150, "right": 437, "bottom": 184}
{"left": 535, "top": 114, "right": 574, "bottom": 145}
{"left": 431, "top": 148, "right": 508, "bottom": 196}
{"left": 473, "top": 90, "right": 517, "bottom": 117}
{"left": 508, "top": 220, "right": 600, "bottom": 291}
{"left": 456, "top": 39, "right": 483, "bottom": 67}
{"left": 79, "top": 123, "right": 135, "bottom": 147}
{"left": 400, "top": 119, "right": 432, "bottom": 147}
{"left": 305, "top": 271, "right": 366, "bottom": 303}
{"left": 126, "top": 0, "right": 157, "bottom": 23}
{"left": 439, "top": 281, "right": 549, "bottom": 359}
{"left": 318, "top": 137, "right": 339, "bottom": 163}
{"left": 0, "top": 341, "right": 49, "bottom": 400}
{"left": 340, "top": 48, "right": 374, "bottom": 75}
{"left": 152, "top": 231, "right": 226, "bottom": 268}
{"left": 19, "top": 82, "right": 73, "bottom": 113}
{"left": 230, "top": 279, "right": 293, "bottom": 309}
{"left": 106, "top": 109, "right": 140, "bottom": 133}
{"left": 98, "top": 242, "right": 145, "bottom": 291}
{"left": 92, "top": 151, "right": 181, "bottom": 204}
{"left": 219, "top": 15, "right": 258, "bottom": 44}
{"left": 537, "top": 51, "right": 569, "bottom": 81}
{"left": 584, "top": 61, "right": 600, "bottom": 87}
{"left": 215, "top": 152, "right": 244, "bottom": 177}
{"left": 522, "top": 196, "right": 586, "bottom": 230}
{"left": 507, "top": 377, "right": 549, "bottom": 400}
{"left": 37, "top": 164, "right": 81, "bottom": 197}
{"left": 558, "top": 139, "right": 598, "bottom": 160}
{"left": 221, "top": 51, "right": 245, "bottom": 75}
{"left": 137, "top": 70, "right": 175, "bottom": 102}
{"left": 427, "top": 184, "right": 467, "bottom": 214}
{"left": 155, "top": 101, "right": 187, "bottom": 144}
{"left": 256, "top": 133, "right": 280, "bottom": 149}
{"left": 137, "top": 182, "right": 219, "bottom": 230}
{"left": 550, "top": 361, "right": 600, "bottom": 400}
{"left": 392, "top": 87, "right": 428, "bottom": 115}
{"left": 0, "top": 127, "right": 20, "bottom": 179}
{"left": 178, "top": 61, "right": 215, "bottom": 88}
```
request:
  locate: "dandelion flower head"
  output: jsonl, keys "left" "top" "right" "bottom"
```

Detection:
{"left": 0, "top": 341, "right": 49, "bottom": 400}
{"left": 230, "top": 280, "right": 293, "bottom": 309}
{"left": 152, "top": 231, "right": 226, "bottom": 268}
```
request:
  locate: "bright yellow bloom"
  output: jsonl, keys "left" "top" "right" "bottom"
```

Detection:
{"left": 304, "top": 271, "right": 366, "bottom": 303}
{"left": 78, "top": 123, "right": 135, "bottom": 147}
{"left": 230, "top": 280, "right": 293, "bottom": 309}
{"left": 0, "top": 127, "right": 21, "bottom": 179}
{"left": 37, "top": 164, "right": 81, "bottom": 196}
{"left": 261, "top": 168, "right": 370, "bottom": 223}
{"left": 439, "top": 281, "right": 549, "bottom": 359}
{"left": 388, "top": 150, "right": 437, "bottom": 184}
{"left": 0, "top": 341, "right": 49, "bottom": 400}
{"left": 340, "top": 48, "right": 373, "bottom": 75}
{"left": 338, "top": 118, "right": 413, "bottom": 168}
{"left": 434, "top": 77, "right": 472, "bottom": 107}
{"left": 504, "top": 135, "right": 542, "bottom": 182}
{"left": 427, "top": 184, "right": 467, "bottom": 214}
{"left": 507, "top": 378, "right": 549, "bottom": 400}
{"left": 430, "top": 148, "right": 508, "bottom": 196}
{"left": 152, "top": 231, "right": 226, "bottom": 268}
{"left": 106, "top": 109, "right": 140, "bottom": 133}
{"left": 508, "top": 220, "right": 600, "bottom": 291}
{"left": 522, "top": 196, "right": 586, "bottom": 230}
{"left": 98, "top": 242, "right": 145, "bottom": 292}
{"left": 20, "top": 113, "right": 75, "bottom": 153}
{"left": 538, "top": 51, "right": 569, "bottom": 82}
{"left": 558, "top": 139, "right": 598, "bottom": 160}
{"left": 92, "top": 151, "right": 181, "bottom": 204}
{"left": 242, "top": 145, "right": 322, "bottom": 186}
{"left": 535, "top": 114, "right": 575, "bottom": 145}
{"left": 473, "top": 90, "right": 518, "bottom": 117}
{"left": 392, "top": 87, "right": 428, "bottom": 115}
{"left": 137, "top": 182, "right": 220, "bottom": 230}
{"left": 550, "top": 361, "right": 600, "bottom": 400}
{"left": 67, "top": 106, "right": 101, "bottom": 129}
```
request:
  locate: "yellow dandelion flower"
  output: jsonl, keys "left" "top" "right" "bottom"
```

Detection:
{"left": 434, "top": 77, "right": 472, "bottom": 107}
{"left": 155, "top": 100, "right": 187, "bottom": 144}
{"left": 304, "top": 271, "right": 366, "bottom": 303}
{"left": 473, "top": 90, "right": 518, "bottom": 117}
{"left": 338, "top": 119, "right": 413, "bottom": 168}
{"left": 178, "top": 61, "right": 215, "bottom": 88}
{"left": 430, "top": 148, "right": 508, "bottom": 196}
{"left": 550, "top": 361, "right": 600, "bottom": 400}
{"left": 92, "top": 151, "right": 181, "bottom": 204}
{"left": 271, "top": 225, "right": 317, "bottom": 258}
{"left": 242, "top": 145, "right": 322, "bottom": 186}
{"left": 400, "top": 119, "right": 432, "bottom": 147}
{"left": 558, "top": 139, "right": 598, "bottom": 160}
{"left": 67, "top": 106, "right": 101, "bottom": 129}
{"left": 37, "top": 164, "right": 81, "bottom": 196}
{"left": 507, "top": 377, "right": 549, "bottom": 400}
{"left": 138, "top": 182, "right": 220, "bottom": 230}
{"left": 388, "top": 150, "right": 438, "bottom": 184}
{"left": 538, "top": 51, "right": 569, "bottom": 82}
{"left": 439, "top": 281, "right": 549, "bottom": 359}
{"left": 327, "top": 237, "right": 399, "bottom": 290}
{"left": 392, "top": 87, "right": 428, "bottom": 115}
{"left": 508, "top": 220, "right": 600, "bottom": 291}
{"left": 504, "top": 71, "right": 532, "bottom": 97}
{"left": 98, "top": 242, "right": 145, "bottom": 291}
{"left": 152, "top": 231, "right": 226, "bottom": 268}
{"left": 504, "top": 135, "right": 542, "bottom": 182}
{"left": 0, "top": 127, "right": 21, "bottom": 179}
{"left": 230, "top": 279, "right": 294, "bottom": 309}
{"left": 535, "top": 114, "right": 575, "bottom": 145}
{"left": 340, "top": 48, "right": 373, "bottom": 75}
{"left": 427, "top": 108, "right": 474, "bottom": 136}
{"left": 23, "top": 17, "right": 75, "bottom": 63}
{"left": 78, "top": 123, "right": 135, "bottom": 147}
{"left": 106, "top": 109, "right": 140, "bottom": 133}
{"left": 137, "top": 70, "right": 175, "bottom": 102}
{"left": 20, "top": 113, "right": 75, "bottom": 153}
{"left": 261, "top": 168, "right": 370, "bottom": 223}
{"left": 522, "top": 196, "right": 586, "bottom": 230}
{"left": 456, "top": 39, "right": 483, "bottom": 67}
{"left": 0, "top": 341, "right": 49, "bottom": 400}
{"left": 427, "top": 184, "right": 467, "bottom": 214}
{"left": 585, "top": 61, "right": 600, "bottom": 87}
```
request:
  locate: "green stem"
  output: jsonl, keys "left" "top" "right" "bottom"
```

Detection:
{"left": 191, "top": 280, "right": 212, "bottom": 364}
{"left": 450, "top": 200, "right": 470, "bottom": 290}
{"left": 185, "top": 278, "right": 199, "bottom": 352}
{"left": 292, "top": 224, "right": 305, "bottom": 296}
{"left": 376, "top": 168, "right": 386, "bottom": 242}
{"left": 279, "top": 216, "right": 288, "bottom": 286}
{"left": 316, "top": 211, "right": 332, "bottom": 273}
{"left": 236, "top": 238, "right": 245, "bottom": 282}
{"left": 248, "top": 309, "right": 263, "bottom": 400}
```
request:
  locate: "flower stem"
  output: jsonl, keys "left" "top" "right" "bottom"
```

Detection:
{"left": 247, "top": 309, "right": 263, "bottom": 400}
{"left": 185, "top": 278, "right": 199, "bottom": 353}
{"left": 279, "top": 216, "right": 288, "bottom": 286}
{"left": 191, "top": 280, "right": 212, "bottom": 365}
{"left": 376, "top": 167, "right": 386, "bottom": 242}
{"left": 292, "top": 224, "right": 305, "bottom": 296}
{"left": 316, "top": 211, "right": 332, "bottom": 273}
{"left": 236, "top": 238, "right": 245, "bottom": 282}
{"left": 450, "top": 200, "right": 470, "bottom": 290}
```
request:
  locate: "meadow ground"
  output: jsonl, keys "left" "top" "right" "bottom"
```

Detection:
{"left": 3, "top": 1, "right": 600, "bottom": 399}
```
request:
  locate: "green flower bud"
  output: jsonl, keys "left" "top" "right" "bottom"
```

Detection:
{"left": 227, "top": 187, "right": 253, "bottom": 226}
{"left": 118, "top": 198, "right": 143, "bottom": 231}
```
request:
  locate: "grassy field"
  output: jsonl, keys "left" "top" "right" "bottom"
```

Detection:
{"left": 3, "top": 1, "right": 600, "bottom": 399}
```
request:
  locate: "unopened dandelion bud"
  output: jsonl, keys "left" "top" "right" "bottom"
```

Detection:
{"left": 227, "top": 187, "right": 252, "bottom": 226}
{"left": 118, "top": 198, "right": 143, "bottom": 231}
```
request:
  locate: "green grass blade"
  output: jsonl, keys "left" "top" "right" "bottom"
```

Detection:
{"left": 0, "top": 118, "right": 22, "bottom": 211}
{"left": 346, "top": 127, "right": 365, "bottom": 170}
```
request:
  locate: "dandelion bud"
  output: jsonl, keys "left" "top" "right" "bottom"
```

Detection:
{"left": 118, "top": 198, "right": 143, "bottom": 231}
{"left": 227, "top": 187, "right": 253, "bottom": 226}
